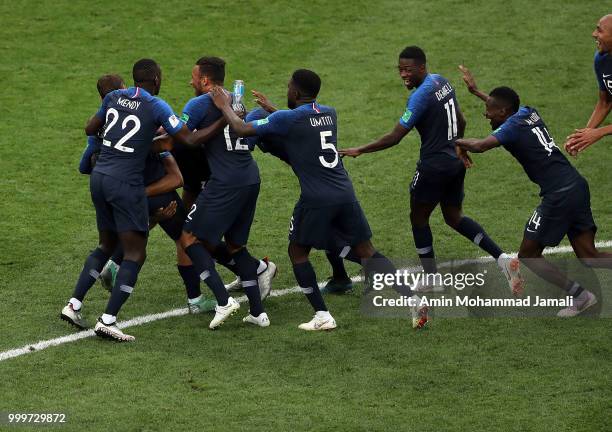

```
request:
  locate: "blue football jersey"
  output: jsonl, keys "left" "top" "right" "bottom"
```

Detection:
{"left": 92, "top": 87, "right": 183, "bottom": 185}
{"left": 492, "top": 106, "right": 581, "bottom": 195}
{"left": 594, "top": 51, "right": 612, "bottom": 96}
{"left": 142, "top": 151, "right": 172, "bottom": 186}
{"left": 250, "top": 102, "right": 357, "bottom": 208}
{"left": 181, "top": 92, "right": 260, "bottom": 188}
{"left": 79, "top": 135, "right": 102, "bottom": 174}
{"left": 245, "top": 108, "right": 290, "bottom": 164}
{"left": 399, "top": 74, "right": 461, "bottom": 169}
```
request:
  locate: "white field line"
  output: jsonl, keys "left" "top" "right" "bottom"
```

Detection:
{"left": 2, "top": 240, "right": 611, "bottom": 363}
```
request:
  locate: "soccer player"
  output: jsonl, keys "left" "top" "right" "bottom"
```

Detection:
{"left": 176, "top": 56, "right": 276, "bottom": 330}
{"left": 339, "top": 46, "right": 521, "bottom": 294}
{"left": 565, "top": 14, "right": 612, "bottom": 154}
{"left": 61, "top": 59, "right": 223, "bottom": 341}
{"left": 244, "top": 92, "right": 354, "bottom": 295}
{"left": 210, "top": 69, "right": 429, "bottom": 330}
{"left": 455, "top": 79, "right": 612, "bottom": 316}
{"left": 77, "top": 74, "right": 218, "bottom": 315}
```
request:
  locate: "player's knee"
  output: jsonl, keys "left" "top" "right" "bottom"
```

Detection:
{"left": 443, "top": 214, "right": 461, "bottom": 229}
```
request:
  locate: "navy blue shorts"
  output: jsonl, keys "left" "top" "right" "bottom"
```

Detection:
{"left": 409, "top": 161, "right": 465, "bottom": 206}
{"left": 171, "top": 145, "right": 210, "bottom": 194}
{"left": 289, "top": 201, "right": 372, "bottom": 250}
{"left": 90, "top": 172, "right": 148, "bottom": 233}
{"left": 183, "top": 182, "right": 260, "bottom": 246}
{"left": 524, "top": 177, "right": 597, "bottom": 247}
{"left": 148, "top": 191, "right": 186, "bottom": 241}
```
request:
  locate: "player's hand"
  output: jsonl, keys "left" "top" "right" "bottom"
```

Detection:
{"left": 338, "top": 147, "right": 362, "bottom": 158}
{"left": 458, "top": 65, "right": 478, "bottom": 94}
{"left": 455, "top": 145, "right": 473, "bottom": 168}
{"left": 233, "top": 102, "right": 247, "bottom": 119}
{"left": 252, "top": 90, "right": 277, "bottom": 113}
{"left": 564, "top": 128, "right": 603, "bottom": 155}
{"left": 210, "top": 86, "right": 232, "bottom": 109}
{"left": 152, "top": 200, "right": 177, "bottom": 223}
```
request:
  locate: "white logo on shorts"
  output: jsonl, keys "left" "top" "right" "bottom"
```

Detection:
{"left": 289, "top": 216, "right": 294, "bottom": 233}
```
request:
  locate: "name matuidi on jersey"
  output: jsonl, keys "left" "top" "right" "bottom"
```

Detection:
{"left": 310, "top": 116, "right": 334, "bottom": 127}
{"left": 117, "top": 98, "right": 141, "bottom": 110}
{"left": 435, "top": 83, "right": 453, "bottom": 101}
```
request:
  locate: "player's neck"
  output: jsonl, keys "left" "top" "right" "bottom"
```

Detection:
{"left": 134, "top": 82, "right": 157, "bottom": 95}
{"left": 295, "top": 98, "right": 316, "bottom": 108}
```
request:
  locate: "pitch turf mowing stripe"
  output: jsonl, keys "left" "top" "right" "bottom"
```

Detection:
{"left": 1, "top": 241, "right": 611, "bottom": 363}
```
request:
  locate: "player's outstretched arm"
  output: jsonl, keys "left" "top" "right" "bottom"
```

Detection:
{"left": 339, "top": 123, "right": 409, "bottom": 158}
{"left": 456, "top": 135, "right": 500, "bottom": 153}
{"left": 211, "top": 86, "right": 257, "bottom": 137}
{"left": 564, "top": 90, "right": 612, "bottom": 154}
{"left": 458, "top": 65, "right": 489, "bottom": 103}
{"left": 145, "top": 153, "right": 183, "bottom": 197}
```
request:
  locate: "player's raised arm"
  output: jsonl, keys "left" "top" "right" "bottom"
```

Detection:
{"left": 458, "top": 65, "right": 489, "bottom": 103}
{"left": 339, "top": 122, "right": 409, "bottom": 158}
{"left": 456, "top": 135, "right": 500, "bottom": 153}
{"left": 252, "top": 90, "right": 278, "bottom": 113}
{"left": 210, "top": 86, "right": 257, "bottom": 137}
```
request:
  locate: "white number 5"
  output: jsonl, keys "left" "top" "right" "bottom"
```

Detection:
{"left": 319, "top": 131, "right": 338, "bottom": 168}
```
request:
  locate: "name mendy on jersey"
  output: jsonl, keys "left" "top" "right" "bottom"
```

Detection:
{"left": 310, "top": 115, "right": 333, "bottom": 127}
{"left": 117, "top": 97, "right": 141, "bottom": 110}
{"left": 434, "top": 83, "right": 453, "bottom": 101}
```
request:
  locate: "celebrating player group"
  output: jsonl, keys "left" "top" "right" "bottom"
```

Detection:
{"left": 60, "top": 14, "right": 612, "bottom": 341}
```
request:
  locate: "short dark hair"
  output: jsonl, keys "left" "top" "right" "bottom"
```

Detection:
{"left": 291, "top": 69, "right": 321, "bottom": 98}
{"left": 196, "top": 56, "right": 225, "bottom": 84}
{"left": 399, "top": 46, "right": 426, "bottom": 64}
{"left": 132, "top": 59, "right": 161, "bottom": 84}
{"left": 96, "top": 74, "right": 124, "bottom": 98}
{"left": 489, "top": 86, "right": 520, "bottom": 113}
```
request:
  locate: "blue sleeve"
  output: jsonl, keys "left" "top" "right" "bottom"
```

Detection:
{"left": 158, "top": 151, "right": 171, "bottom": 159}
{"left": 78, "top": 136, "right": 101, "bottom": 174}
{"left": 250, "top": 109, "right": 293, "bottom": 137}
{"left": 594, "top": 52, "right": 606, "bottom": 91}
{"left": 244, "top": 108, "right": 268, "bottom": 150}
{"left": 152, "top": 98, "right": 183, "bottom": 136}
{"left": 181, "top": 97, "right": 211, "bottom": 131}
{"left": 399, "top": 89, "right": 428, "bottom": 129}
{"left": 94, "top": 92, "right": 112, "bottom": 120}
{"left": 492, "top": 120, "right": 519, "bottom": 146}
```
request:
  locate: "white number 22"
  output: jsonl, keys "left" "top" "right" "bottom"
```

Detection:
{"left": 102, "top": 108, "right": 141, "bottom": 153}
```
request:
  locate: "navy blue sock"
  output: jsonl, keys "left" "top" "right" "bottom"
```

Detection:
{"left": 455, "top": 217, "right": 503, "bottom": 259}
{"left": 412, "top": 225, "right": 437, "bottom": 273}
{"left": 186, "top": 243, "right": 229, "bottom": 306}
{"left": 105, "top": 260, "right": 140, "bottom": 316}
{"left": 371, "top": 251, "right": 413, "bottom": 296}
{"left": 177, "top": 265, "right": 201, "bottom": 300}
{"left": 293, "top": 261, "right": 327, "bottom": 312}
{"left": 232, "top": 248, "right": 264, "bottom": 316}
{"left": 111, "top": 246, "right": 124, "bottom": 266}
{"left": 213, "top": 242, "right": 239, "bottom": 275}
{"left": 72, "top": 248, "right": 109, "bottom": 302}
{"left": 325, "top": 250, "right": 349, "bottom": 280}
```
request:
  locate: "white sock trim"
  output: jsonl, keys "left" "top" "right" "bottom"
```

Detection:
{"left": 300, "top": 286, "right": 314, "bottom": 294}
{"left": 473, "top": 233, "right": 484, "bottom": 246}
{"left": 200, "top": 270, "right": 210, "bottom": 281}
{"left": 339, "top": 246, "right": 351, "bottom": 258}
{"left": 120, "top": 285, "right": 133, "bottom": 294}
{"left": 416, "top": 246, "right": 433, "bottom": 255}
{"left": 188, "top": 295, "right": 203, "bottom": 304}
{"left": 69, "top": 298, "right": 82, "bottom": 311}
{"left": 101, "top": 313, "right": 116, "bottom": 325}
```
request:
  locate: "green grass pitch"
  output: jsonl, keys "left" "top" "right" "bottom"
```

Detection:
{"left": 1, "top": 1, "right": 611, "bottom": 431}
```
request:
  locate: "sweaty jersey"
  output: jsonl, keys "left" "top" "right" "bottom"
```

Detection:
{"left": 399, "top": 73, "right": 461, "bottom": 169}
{"left": 492, "top": 106, "right": 581, "bottom": 196}
{"left": 181, "top": 92, "right": 259, "bottom": 188}
{"left": 594, "top": 50, "right": 612, "bottom": 96}
{"left": 93, "top": 87, "right": 183, "bottom": 185}
{"left": 250, "top": 102, "right": 357, "bottom": 208}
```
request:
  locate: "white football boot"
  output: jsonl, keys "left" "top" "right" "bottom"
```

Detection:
{"left": 94, "top": 319, "right": 135, "bottom": 342}
{"left": 209, "top": 297, "right": 240, "bottom": 329}
{"left": 498, "top": 253, "right": 524, "bottom": 296}
{"left": 243, "top": 312, "right": 270, "bottom": 327}
{"left": 557, "top": 290, "right": 597, "bottom": 317}
{"left": 60, "top": 303, "right": 89, "bottom": 329}
{"left": 410, "top": 295, "right": 429, "bottom": 329}
{"left": 257, "top": 259, "right": 277, "bottom": 300}
{"left": 298, "top": 311, "right": 337, "bottom": 331}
